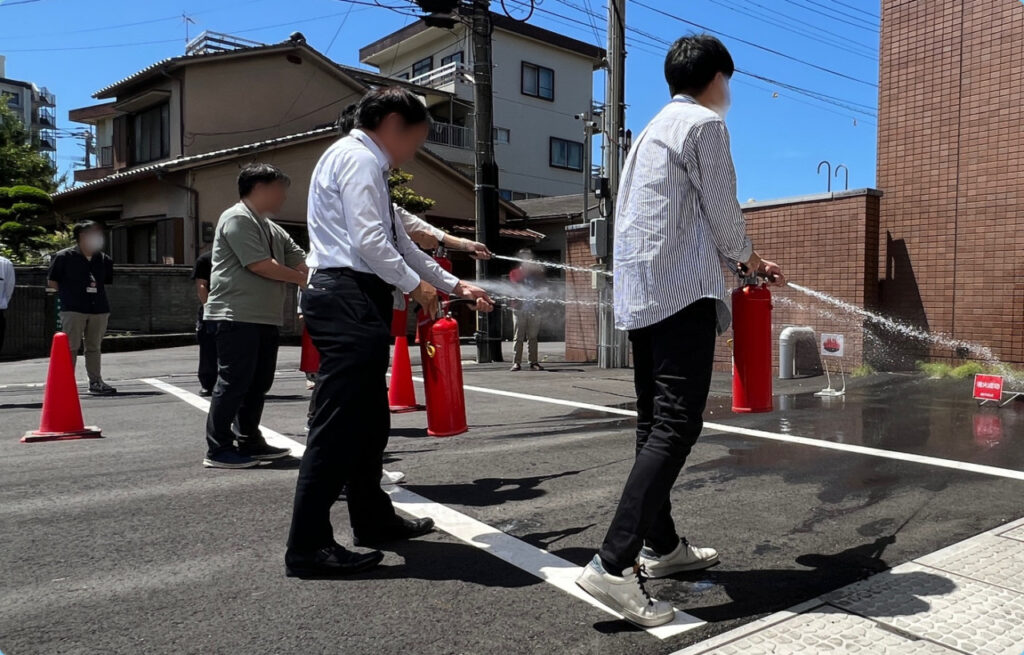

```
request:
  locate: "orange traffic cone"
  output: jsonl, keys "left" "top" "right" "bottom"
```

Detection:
{"left": 21, "top": 332, "right": 102, "bottom": 443}
{"left": 388, "top": 336, "right": 422, "bottom": 413}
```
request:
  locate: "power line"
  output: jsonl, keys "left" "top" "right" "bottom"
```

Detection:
{"left": 830, "top": 0, "right": 880, "bottom": 20}
{"left": 533, "top": 0, "right": 877, "bottom": 117}
{"left": 780, "top": 0, "right": 877, "bottom": 32}
{"left": 631, "top": 0, "right": 877, "bottom": 87}
{"left": 719, "top": 0, "right": 877, "bottom": 57}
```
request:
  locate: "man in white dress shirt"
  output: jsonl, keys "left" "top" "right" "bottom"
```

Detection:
{"left": 575, "top": 35, "right": 786, "bottom": 626}
{"left": 286, "top": 87, "right": 493, "bottom": 578}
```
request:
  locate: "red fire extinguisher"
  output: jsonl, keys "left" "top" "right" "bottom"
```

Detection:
{"left": 732, "top": 272, "right": 773, "bottom": 413}
{"left": 417, "top": 301, "right": 469, "bottom": 437}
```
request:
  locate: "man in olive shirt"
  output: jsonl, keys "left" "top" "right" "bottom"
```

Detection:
{"left": 203, "top": 164, "right": 308, "bottom": 469}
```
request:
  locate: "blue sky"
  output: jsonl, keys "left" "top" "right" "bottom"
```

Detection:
{"left": 0, "top": 0, "right": 879, "bottom": 201}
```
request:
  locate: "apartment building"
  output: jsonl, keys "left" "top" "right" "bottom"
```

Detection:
{"left": 359, "top": 12, "right": 605, "bottom": 200}
{"left": 0, "top": 55, "right": 57, "bottom": 169}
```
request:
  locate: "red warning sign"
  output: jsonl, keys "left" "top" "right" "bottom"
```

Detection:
{"left": 973, "top": 374, "right": 1004, "bottom": 401}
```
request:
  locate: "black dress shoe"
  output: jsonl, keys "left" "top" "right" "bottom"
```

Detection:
{"left": 354, "top": 517, "right": 435, "bottom": 547}
{"left": 285, "top": 544, "right": 383, "bottom": 578}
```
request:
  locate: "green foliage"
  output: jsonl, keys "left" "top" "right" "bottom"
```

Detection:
{"left": 0, "top": 104, "right": 57, "bottom": 191}
{"left": 0, "top": 220, "right": 46, "bottom": 259}
{"left": 917, "top": 361, "right": 953, "bottom": 379}
{"left": 6, "top": 184, "right": 52, "bottom": 206}
{"left": 851, "top": 364, "right": 876, "bottom": 378}
{"left": 388, "top": 168, "right": 435, "bottom": 214}
{"left": 950, "top": 362, "right": 986, "bottom": 380}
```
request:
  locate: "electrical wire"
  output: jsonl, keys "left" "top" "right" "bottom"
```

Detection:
{"left": 500, "top": 0, "right": 535, "bottom": 21}
{"left": 779, "top": 0, "right": 878, "bottom": 32}
{"left": 631, "top": 0, "right": 877, "bottom": 87}
{"left": 515, "top": 0, "right": 877, "bottom": 117}
{"left": 830, "top": 0, "right": 879, "bottom": 20}
{"left": 720, "top": 0, "right": 876, "bottom": 57}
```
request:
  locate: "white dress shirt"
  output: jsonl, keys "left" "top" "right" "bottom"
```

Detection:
{"left": 614, "top": 96, "right": 753, "bottom": 334}
{"left": 0, "top": 256, "right": 14, "bottom": 310}
{"left": 306, "top": 129, "right": 458, "bottom": 294}
{"left": 396, "top": 205, "right": 446, "bottom": 242}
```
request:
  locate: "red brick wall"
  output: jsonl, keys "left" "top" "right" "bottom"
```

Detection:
{"left": 563, "top": 192, "right": 881, "bottom": 372}
{"left": 564, "top": 225, "right": 600, "bottom": 362}
{"left": 714, "top": 192, "right": 881, "bottom": 372}
{"left": 878, "top": 0, "right": 1024, "bottom": 366}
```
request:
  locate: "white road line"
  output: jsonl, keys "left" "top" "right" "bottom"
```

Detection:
{"left": 140, "top": 378, "right": 306, "bottom": 458}
{"left": 437, "top": 379, "right": 1024, "bottom": 483}
{"left": 141, "top": 377, "right": 705, "bottom": 640}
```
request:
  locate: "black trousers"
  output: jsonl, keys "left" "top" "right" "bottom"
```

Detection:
{"left": 196, "top": 318, "right": 218, "bottom": 391}
{"left": 204, "top": 321, "right": 279, "bottom": 456}
{"left": 598, "top": 299, "right": 718, "bottom": 573}
{"left": 287, "top": 269, "right": 397, "bottom": 553}
{"left": 0, "top": 309, "right": 5, "bottom": 354}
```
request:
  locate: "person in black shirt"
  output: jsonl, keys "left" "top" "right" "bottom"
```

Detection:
{"left": 47, "top": 221, "right": 117, "bottom": 395}
{"left": 191, "top": 249, "right": 217, "bottom": 396}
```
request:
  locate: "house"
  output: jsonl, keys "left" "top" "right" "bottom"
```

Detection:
{"left": 53, "top": 33, "right": 536, "bottom": 269}
{"left": 359, "top": 11, "right": 605, "bottom": 200}
{"left": 0, "top": 55, "right": 57, "bottom": 168}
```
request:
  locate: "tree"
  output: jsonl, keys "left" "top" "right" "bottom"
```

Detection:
{"left": 388, "top": 168, "right": 435, "bottom": 214}
{"left": 0, "top": 184, "right": 59, "bottom": 262}
{"left": 0, "top": 104, "right": 57, "bottom": 192}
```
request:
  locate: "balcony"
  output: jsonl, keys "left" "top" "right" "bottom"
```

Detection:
{"left": 428, "top": 122, "right": 472, "bottom": 150}
{"left": 34, "top": 107, "right": 55, "bottom": 127}
{"left": 37, "top": 87, "right": 56, "bottom": 107}
{"left": 407, "top": 62, "right": 474, "bottom": 100}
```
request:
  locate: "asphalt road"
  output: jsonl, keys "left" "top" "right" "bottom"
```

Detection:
{"left": 1, "top": 344, "right": 1022, "bottom": 654}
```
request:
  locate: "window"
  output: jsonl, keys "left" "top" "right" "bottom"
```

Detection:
{"left": 397, "top": 72, "right": 410, "bottom": 81}
{"left": 550, "top": 137, "right": 583, "bottom": 171}
{"left": 493, "top": 127, "right": 510, "bottom": 144}
{"left": 440, "top": 51, "right": 464, "bottom": 66}
{"left": 132, "top": 103, "right": 169, "bottom": 164}
{"left": 3, "top": 91, "right": 20, "bottom": 108}
{"left": 522, "top": 62, "right": 554, "bottom": 101}
{"left": 411, "top": 56, "right": 433, "bottom": 79}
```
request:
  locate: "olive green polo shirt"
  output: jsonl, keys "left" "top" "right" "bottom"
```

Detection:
{"left": 203, "top": 202, "right": 306, "bottom": 326}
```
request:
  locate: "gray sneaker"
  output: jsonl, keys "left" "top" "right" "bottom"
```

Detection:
{"left": 639, "top": 538, "right": 719, "bottom": 578}
{"left": 89, "top": 381, "right": 117, "bottom": 395}
{"left": 575, "top": 555, "right": 674, "bottom": 627}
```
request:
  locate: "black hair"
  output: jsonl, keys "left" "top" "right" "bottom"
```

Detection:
{"left": 339, "top": 103, "right": 358, "bottom": 136}
{"left": 354, "top": 86, "right": 431, "bottom": 131}
{"left": 73, "top": 220, "right": 101, "bottom": 242}
{"left": 237, "top": 163, "right": 290, "bottom": 198}
{"left": 664, "top": 34, "right": 734, "bottom": 97}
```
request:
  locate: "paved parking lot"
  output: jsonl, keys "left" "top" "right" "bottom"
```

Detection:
{"left": 2, "top": 344, "right": 1023, "bottom": 654}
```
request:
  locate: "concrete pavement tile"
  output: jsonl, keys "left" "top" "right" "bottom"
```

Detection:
{"left": 916, "top": 533, "right": 1024, "bottom": 594}
{"left": 825, "top": 563, "right": 1024, "bottom": 655}
{"left": 681, "top": 606, "right": 956, "bottom": 654}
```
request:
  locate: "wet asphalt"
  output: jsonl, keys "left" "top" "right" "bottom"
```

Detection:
{"left": 1, "top": 344, "right": 1023, "bottom": 654}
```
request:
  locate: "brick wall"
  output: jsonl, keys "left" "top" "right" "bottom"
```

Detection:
{"left": 715, "top": 191, "right": 881, "bottom": 373}
{"left": 878, "top": 0, "right": 1024, "bottom": 366}
{"left": 563, "top": 191, "right": 881, "bottom": 372}
{"left": 564, "top": 224, "right": 600, "bottom": 362}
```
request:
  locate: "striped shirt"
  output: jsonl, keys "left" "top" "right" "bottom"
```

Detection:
{"left": 613, "top": 95, "right": 753, "bottom": 333}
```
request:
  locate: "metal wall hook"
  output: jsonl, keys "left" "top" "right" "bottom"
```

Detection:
{"left": 835, "top": 164, "right": 849, "bottom": 191}
{"left": 817, "top": 160, "right": 832, "bottom": 192}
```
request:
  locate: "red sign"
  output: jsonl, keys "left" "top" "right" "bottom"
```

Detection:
{"left": 973, "top": 374, "right": 1004, "bottom": 401}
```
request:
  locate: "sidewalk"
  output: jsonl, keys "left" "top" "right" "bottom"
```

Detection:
{"left": 675, "top": 516, "right": 1024, "bottom": 654}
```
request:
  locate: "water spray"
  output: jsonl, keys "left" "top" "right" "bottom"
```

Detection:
{"left": 493, "top": 254, "right": 612, "bottom": 277}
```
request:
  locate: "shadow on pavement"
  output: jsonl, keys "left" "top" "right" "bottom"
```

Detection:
{"left": 405, "top": 470, "right": 585, "bottom": 506}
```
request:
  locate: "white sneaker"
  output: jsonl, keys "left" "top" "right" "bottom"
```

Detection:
{"left": 575, "top": 556, "right": 674, "bottom": 627}
{"left": 639, "top": 539, "right": 719, "bottom": 578}
{"left": 381, "top": 470, "right": 406, "bottom": 485}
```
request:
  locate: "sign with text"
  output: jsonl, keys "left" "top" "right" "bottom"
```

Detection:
{"left": 973, "top": 374, "right": 1004, "bottom": 401}
{"left": 820, "top": 333, "right": 845, "bottom": 358}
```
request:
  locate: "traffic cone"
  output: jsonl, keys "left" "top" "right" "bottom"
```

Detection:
{"left": 299, "top": 326, "right": 320, "bottom": 374}
{"left": 21, "top": 332, "right": 102, "bottom": 443}
{"left": 388, "top": 336, "right": 422, "bottom": 413}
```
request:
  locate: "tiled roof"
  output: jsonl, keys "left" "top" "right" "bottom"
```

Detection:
{"left": 52, "top": 127, "right": 336, "bottom": 199}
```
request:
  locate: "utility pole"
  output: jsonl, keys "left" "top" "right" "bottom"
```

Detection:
{"left": 598, "top": 0, "right": 628, "bottom": 368}
{"left": 470, "top": 0, "right": 503, "bottom": 363}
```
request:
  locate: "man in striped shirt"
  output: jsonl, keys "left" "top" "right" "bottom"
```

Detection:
{"left": 577, "top": 34, "right": 786, "bottom": 627}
